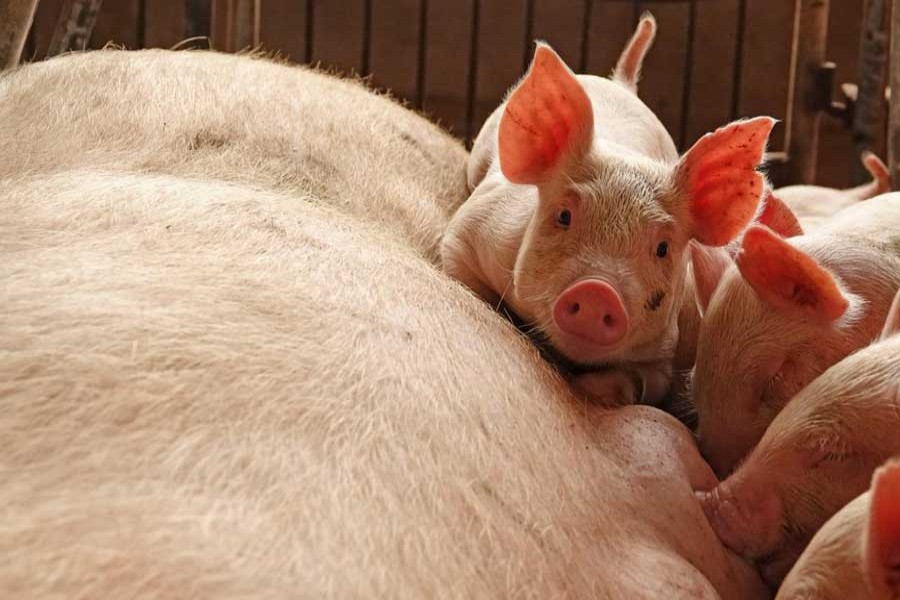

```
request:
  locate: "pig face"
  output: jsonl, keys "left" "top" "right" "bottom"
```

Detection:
{"left": 699, "top": 293, "right": 900, "bottom": 583}
{"left": 511, "top": 156, "right": 687, "bottom": 365}
{"left": 692, "top": 227, "right": 874, "bottom": 477}
{"left": 499, "top": 44, "right": 774, "bottom": 367}
{"left": 776, "top": 459, "right": 900, "bottom": 600}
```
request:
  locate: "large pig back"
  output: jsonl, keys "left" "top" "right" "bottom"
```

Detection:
{"left": 0, "top": 51, "right": 763, "bottom": 598}
{"left": 0, "top": 50, "right": 466, "bottom": 263}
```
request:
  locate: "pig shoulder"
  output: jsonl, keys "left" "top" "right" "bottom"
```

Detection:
{"left": 0, "top": 49, "right": 468, "bottom": 262}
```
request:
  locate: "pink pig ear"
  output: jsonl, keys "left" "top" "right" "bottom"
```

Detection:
{"left": 676, "top": 117, "right": 776, "bottom": 246}
{"left": 758, "top": 190, "right": 803, "bottom": 238}
{"left": 865, "top": 458, "right": 900, "bottom": 596}
{"left": 736, "top": 225, "right": 850, "bottom": 323}
{"left": 690, "top": 242, "right": 732, "bottom": 315}
{"left": 498, "top": 43, "right": 594, "bottom": 184}
{"left": 880, "top": 288, "right": 900, "bottom": 341}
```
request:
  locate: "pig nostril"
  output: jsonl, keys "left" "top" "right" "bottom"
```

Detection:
{"left": 569, "top": 302, "right": 580, "bottom": 315}
{"left": 603, "top": 314, "right": 614, "bottom": 327}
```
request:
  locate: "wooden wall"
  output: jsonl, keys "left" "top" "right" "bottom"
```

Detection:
{"left": 22, "top": 0, "right": 891, "bottom": 188}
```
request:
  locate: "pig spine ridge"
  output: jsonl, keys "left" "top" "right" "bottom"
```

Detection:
{"left": 0, "top": 50, "right": 768, "bottom": 598}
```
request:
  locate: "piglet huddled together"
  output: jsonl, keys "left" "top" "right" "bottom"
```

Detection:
{"left": 444, "top": 12, "right": 900, "bottom": 598}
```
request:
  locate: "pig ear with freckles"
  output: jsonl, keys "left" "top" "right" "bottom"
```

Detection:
{"left": 690, "top": 241, "right": 732, "bottom": 316}
{"left": 736, "top": 225, "right": 850, "bottom": 323}
{"left": 675, "top": 117, "right": 776, "bottom": 246}
{"left": 865, "top": 458, "right": 900, "bottom": 597}
{"left": 758, "top": 190, "right": 804, "bottom": 238}
{"left": 879, "top": 288, "right": 900, "bottom": 341}
{"left": 498, "top": 43, "right": 594, "bottom": 184}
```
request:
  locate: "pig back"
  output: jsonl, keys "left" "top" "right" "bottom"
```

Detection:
{"left": 0, "top": 49, "right": 467, "bottom": 263}
{"left": 0, "top": 50, "right": 764, "bottom": 599}
{"left": 816, "top": 192, "right": 900, "bottom": 254}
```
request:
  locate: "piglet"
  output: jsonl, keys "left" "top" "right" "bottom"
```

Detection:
{"left": 698, "top": 288, "right": 900, "bottom": 585}
{"left": 442, "top": 13, "right": 775, "bottom": 405}
{"left": 674, "top": 156, "right": 889, "bottom": 374}
{"left": 691, "top": 192, "right": 900, "bottom": 475}
{"left": 776, "top": 458, "right": 900, "bottom": 600}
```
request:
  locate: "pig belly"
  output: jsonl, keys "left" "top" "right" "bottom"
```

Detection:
{"left": 0, "top": 50, "right": 765, "bottom": 599}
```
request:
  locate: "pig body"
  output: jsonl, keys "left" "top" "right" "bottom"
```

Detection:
{"left": 692, "top": 193, "right": 900, "bottom": 476}
{"left": 0, "top": 50, "right": 767, "bottom": 598}
{"left": 773, "top": 152, "right": 891, "bottom": 231}
{"left": 776, "top": 460, "right": 900, "bottom": 600}
{"left": 443, "top": 15, "right": 774, "bottom": 404}
{"left": 674, "top": 155, "right": 891, "bottom": 376}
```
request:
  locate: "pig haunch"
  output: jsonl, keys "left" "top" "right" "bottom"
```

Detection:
{"left": 0, "top": 49, "right": 767, "bottom": 598}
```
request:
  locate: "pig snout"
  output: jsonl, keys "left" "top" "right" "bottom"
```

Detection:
{"left": 553, "top": 279, "right": 629, "bottom": 346}
{"left": 697, "top": 480, "right": 783, "bottom": 560}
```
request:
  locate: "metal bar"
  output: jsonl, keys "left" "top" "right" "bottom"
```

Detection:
{"left": 464, "top": 0, "right": 480, "bottom": 145}
{"left": 851, "top": 0, "right": 888, "bottom": 184}
{"left": 679, "top": 0, "right": 697, "bottom": 149}
{"left": 305, "top": 0, "right": 314, "bottom": 62}
{"left": 361, "top": 0, "right": 372, "bottom": 76}
{"left": 730, "top": 0, "right": 748, "bottom": 120}
{"left": 186, "top": 0, "right": 212, "bottom": 39}
{"left": 521, "top": 0, "right": 534, "bottom": 73}
{"left": 890, "top": 0, "right": 900, "bottom": 188}
{"left": 784, "top": 0, "right": 830, "bottom": 184}
{"left": 579, "top": 0, "right": 593, "bottom": 74}
{"left": 0, "top": 0, "right": 40, "bottom": 68}
{"left": 46, "top": 0, "right": 104, "bottom": 58}
{"left": 415, "top": 0, "right": 428, "bottom": 108}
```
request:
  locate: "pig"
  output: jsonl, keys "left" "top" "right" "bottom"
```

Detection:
{"left": 441, "top": 12, "right": 775, "bottom": 405}
{"left": 0, "top": 49, "right": 768, "bottom": 598}
{"left": 773, "top": 151, "right": 891, "bottom": 231}
{"left": 673, "top": 155, "right": 888, "bottom": 376}
{"left": 691, "top": 192, "right": 900, "bottom": 476}
{"left": 698, "top": 288, "right": 900, "bottom": 585}
{"left": 776, "top": 459, "right": 900, "bottom": 600}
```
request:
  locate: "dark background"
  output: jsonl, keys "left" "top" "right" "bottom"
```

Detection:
{"left": 21, "top": 0, "right": 893, "bottom": 188}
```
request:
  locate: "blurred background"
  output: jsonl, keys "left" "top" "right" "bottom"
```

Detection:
{"left": 19, "top": 0, "right": 896, "bottom": 188}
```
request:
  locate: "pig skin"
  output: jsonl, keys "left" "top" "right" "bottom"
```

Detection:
{"left": 0, "top": 50, "right": 767, "bottom": 598}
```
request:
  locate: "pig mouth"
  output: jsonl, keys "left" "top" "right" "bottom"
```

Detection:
{"left": 498, "top": 301, "right": 624, "bottom": 373}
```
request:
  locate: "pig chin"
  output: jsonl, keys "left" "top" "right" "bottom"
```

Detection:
{"left": 543, "top": 326, "right": 629, "bottom": 367}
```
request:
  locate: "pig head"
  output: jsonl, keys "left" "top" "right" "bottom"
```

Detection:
{"left": 692, "top": 194, "right": 900, "bottom": 476}
{"left": 699, "top": 289, "right": 900, "bottom": 586}
{"left": 442, "top": 21, "right": 775, "bottom": 397}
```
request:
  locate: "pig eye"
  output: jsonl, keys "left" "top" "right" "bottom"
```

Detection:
{"left": 655, "top": 241, "right": 669, "bottom": 258}
{"left": 556, "top": 209, "right": 572, "bottom": 229}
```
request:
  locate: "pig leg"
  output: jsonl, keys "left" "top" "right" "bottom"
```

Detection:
{"left": 697, "top": 476, "right": 784, "bottom": 559}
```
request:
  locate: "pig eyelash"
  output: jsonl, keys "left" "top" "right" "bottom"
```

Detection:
{"left": 820, "top": 451, "right": 852, "bottom": 463}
